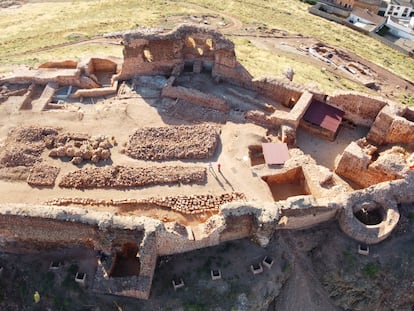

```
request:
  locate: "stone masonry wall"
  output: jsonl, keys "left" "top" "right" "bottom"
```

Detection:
{"left": 327, "top": 91, "right": 387, "bottom": 126}
{"left": 118, "top": 24, "right": 235, "bottom": 80}
{"left": 162, "top": 83, "right": 230, "bottom": 112}
{"left": 251, "top": 77, "right": 303, "bottom": 108}
{"left": 367, "top": 104, "right": 412, "bottom": 145}
{"left": 385, "top": 116, "right": 414, "bottom": 144}
{"left": 0, "top": 215, "right": 99, "bottom": 250}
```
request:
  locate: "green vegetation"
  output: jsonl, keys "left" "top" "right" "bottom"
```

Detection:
{"left": 361, "top": 262, "right": 380, "bottom": 279}
{"left": 399, "top": 93, "right": 414, "bottom": 107}
{"left": 183, "top": 302, "right": 209, "bottom": 311}
{"left": 408, "top": 211, "right": 414, "bottom": 222}
{"left": 300, "top": 0, "right": 317, "bottom": 5}
{"left": 62, "top": 264, "right": 80, "bottom": 291}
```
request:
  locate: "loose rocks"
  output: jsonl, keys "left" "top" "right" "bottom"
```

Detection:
{"left": 27, "top": 163, "right": 60, "bottom": 186}
{"left": 125, "top": 124, "right": 219, "bottom": 161}
{"left": 59, "top": 165, "right": 206, "bottom": 189}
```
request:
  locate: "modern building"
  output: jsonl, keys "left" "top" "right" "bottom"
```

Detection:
{"left": 384, "top": 16, "right": 414, "bottom": 39}
{"left": 316, "top": 0, "right": 355, "bottom": 17}
{"left": 348, "top": 6, "right": 387, "bottom": 31}
{"left": 384, "top": 0, "right": 414, "bottom": 19}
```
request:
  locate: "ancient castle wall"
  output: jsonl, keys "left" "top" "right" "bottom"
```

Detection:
{"left": 161, "top": 78, "right": 230, "bottom": 112}
{"left": 251, "top": 78, "right": 303, "bottom": 108}
{"left": 327, "top": 92, "right": 387, "bottom": 126}
{"left": 118, "top": 25, "right": 236, "bottom": 80}
{"left": 335, "top": 141, "right": 405, "bottom": 188}
{"left": 367, "top": 104, "right": 414, "bottom": 145}
{"left": 0, "top": 214, "right": 99, "bottom": 250}
{"left": 156, "top": 224, "right": 223, "bottom": 256}
{"left": 385, "top": 116, "right": 414, "bottom": 144}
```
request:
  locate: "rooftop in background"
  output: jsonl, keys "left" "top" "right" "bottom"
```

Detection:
{"left": 351, "top": 7, "right": 387, "bottom": 25}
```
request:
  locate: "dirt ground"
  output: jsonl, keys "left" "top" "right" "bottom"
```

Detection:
{"left": 1, "top": 204, "right": 413, "bottom": 310}
{"left": 0, "top": 74, "right": 376, "bottom": 310}
{"left": 1, "top": 4, "right": 414, "bottom": 310}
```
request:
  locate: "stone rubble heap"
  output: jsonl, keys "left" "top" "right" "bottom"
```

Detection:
{"left": 126, "top": 124, "right": 219, "bottom": 160}
{"left": 59, "top": 165, "right": 206, "bottom": 189}
{"left": 153, "top": 192, "right": 246, "bottom": 214}
{"left": 27, "top": 163, "right": 60, "bottom": 186}
{"left": 49, "top": 134, "right": 113, "bottom": 165}
{"left": 45, "top": 192, "right": 246, "bottom": 214}
{"left": 0, "top": 126, "right": 58, "bottom": 168}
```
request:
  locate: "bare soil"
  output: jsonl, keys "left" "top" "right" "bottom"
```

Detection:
{"left": 1, "top": 5, "right": 414, "bottom": 310}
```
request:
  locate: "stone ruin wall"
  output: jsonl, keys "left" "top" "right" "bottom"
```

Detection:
{"left": 335, "top": 141, "right": 407, "bottom": 188}
{"left": 0, "top": 214, "right": 100, "bottom": 251}
{"left": 385, "top": 116, "right": 414, "bottom": 144}
{"left": 250, "top": 78, "right": 303, "bottom": 108}
{"left": 327, "top": 91, "right": 388, "bottom": 126}
{"left": 299, "top": 119, "right": 336, "bottom": 141}
{"left": 367, "top": 104, "right": 414, "bottom": 145}
{"left": 278, "top": 205, "right": 340, "bottom": 230}
{"left": 156, "top": 222, "right": 223, "bottom": 257}
{"left": 161, "top": 76, "right": 230, "bottom": 112}
{"left": 118, "top": 25, "right": 235, "bottom": 80}
{"left": 81, "top": 57, "right": 119, "bottom": 77}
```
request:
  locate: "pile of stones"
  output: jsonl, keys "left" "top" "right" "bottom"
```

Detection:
{"left": 59, "top": 165, "right": 206, "bottom": 189}
{"left": 27, "top": 163, "right": 60, "bottom": 186}
{"left": 45, "top": 192, "right": 247, "bottom": 214}
{"left": 126, "top": 124, "right": 219, "bottom": 160}
{"left": 49, "top": 134, "right": 113, "bottom": 165}
{"left": 0, "top": 126, "right": 58, "bottom": 168}
{"left": 150, "top": 192, "right": 247, "bottom": 214}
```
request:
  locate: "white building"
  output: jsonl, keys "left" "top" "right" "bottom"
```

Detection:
{"left": 384, "top": 0, "right": 414, "bottom": 19}
{"left": 385, "top": 16, "right": 414, "bottom": 39}
{"left": 348, "top": 7, "right": 386, "bottom": 31}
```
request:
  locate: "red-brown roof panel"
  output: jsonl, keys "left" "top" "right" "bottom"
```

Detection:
{"left": 261, "top": 143, "right": 290, "bottom": 165}
{"left": 303, "top": 100, "right": 345, "bottom": 133}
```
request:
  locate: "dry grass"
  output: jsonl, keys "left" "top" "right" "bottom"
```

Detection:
{"left": 233, "top": 37, "right": 370, "bottom": 95}
{"left": 1, "top": 0, "right": 413, "bottom": 97}
{"left": 190, "top": 0, "right": 414, "bottom": 82}
{"left": 0, "top": 0, "right": 196, "bottom": 62}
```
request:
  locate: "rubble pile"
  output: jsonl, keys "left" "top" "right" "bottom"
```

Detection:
{"left": 59, "top": 165, "right": 206, "bottom": 189}
{"left": 126, "top": 124, "right": 219, "bottom": 160}
{"left": 49, "top": 134, "right": 113, "bottom": 165}
{"left": 151, "top": 192, "right": 246, "bottom": 214}
{"left": 45, "top": 192, "right": 246, "bottom": 214}
{"left": 0, "top": 126, "right": 58, "bottom": 168}
{"left": 27, "top": 163, "right": 60, "bottom": 186}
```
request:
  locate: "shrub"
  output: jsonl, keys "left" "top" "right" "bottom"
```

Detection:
{"left": 361, "top": 262, "right": 380, "bottom": 279}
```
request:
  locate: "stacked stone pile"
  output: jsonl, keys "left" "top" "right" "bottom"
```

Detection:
{"left": 59, "top": 165, "right": 206, "bottom": 189}
{"left": 0, "top": 126, "right": 58, "bottom": 168}
{"left": 45, "top": 192, "right": 246, "bottom": 214}
{"left": 49, "top": 134, "right": 113, "bottom": 165}
{"left": 154, "top": 192, "right": 246, "bottom": 214}
{"left": 27, "top": 163, "right": 60, "bottom": 186}
{"left": 126, "top": 124, "right": 219, "bottom": 160}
